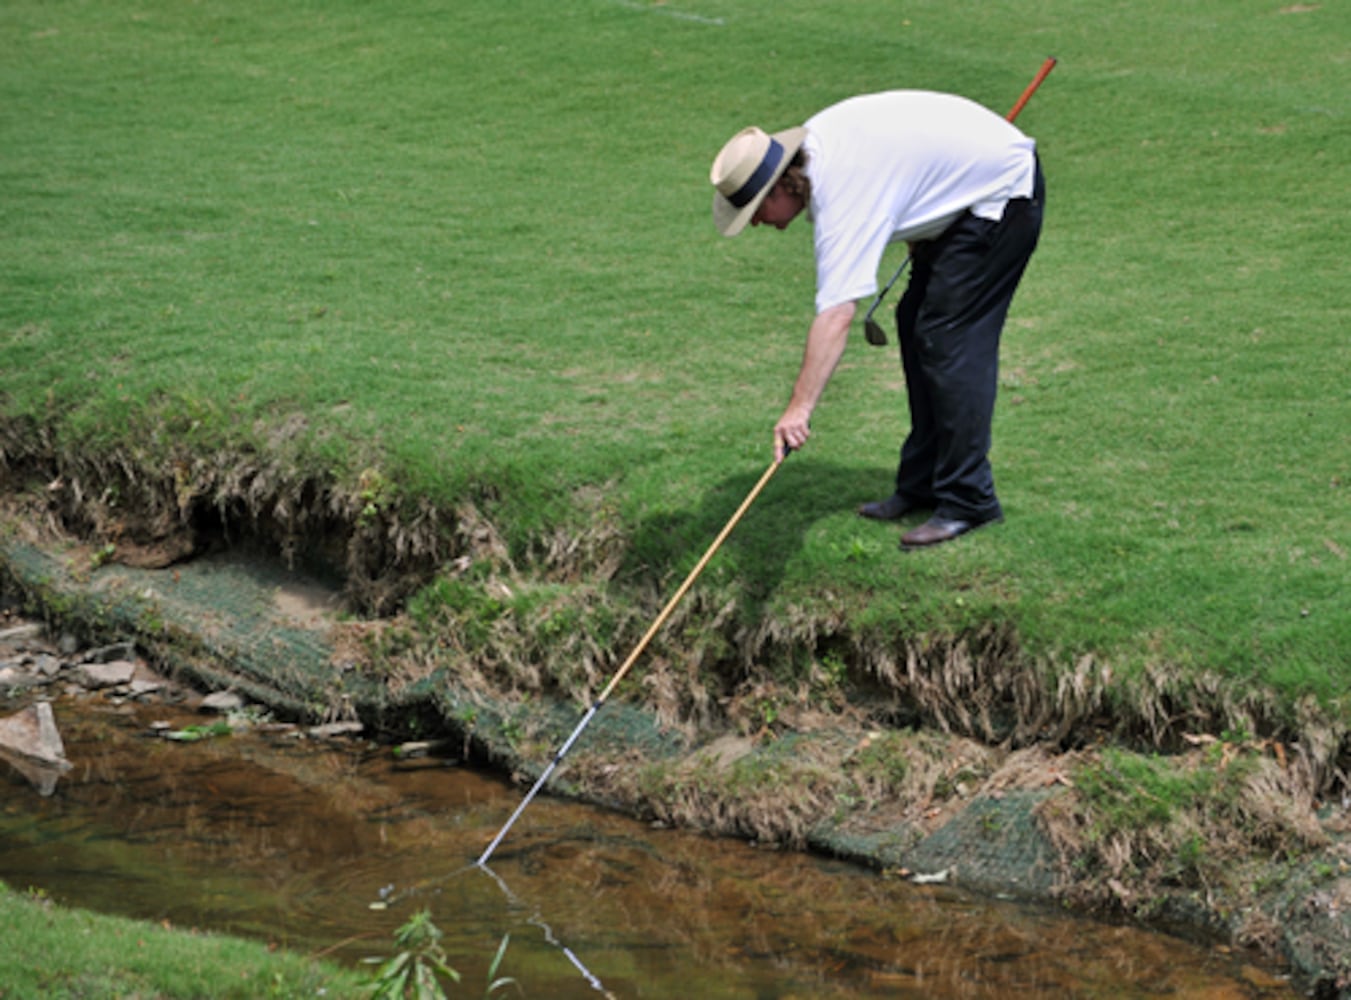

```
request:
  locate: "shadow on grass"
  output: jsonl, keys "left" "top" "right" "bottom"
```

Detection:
{"left": 620, "top": 456, "right": 897, "bottom": 614}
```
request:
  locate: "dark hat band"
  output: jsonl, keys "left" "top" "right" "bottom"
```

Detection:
{"left": 726, "top": 138, "right": 784, "bottom": 209}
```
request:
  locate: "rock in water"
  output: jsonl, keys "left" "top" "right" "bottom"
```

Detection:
{"left": 0, "top": 701, "right": 70, "bottom": 765}
{"left": 0, "top": 702, "right": 72, "bottom": 796}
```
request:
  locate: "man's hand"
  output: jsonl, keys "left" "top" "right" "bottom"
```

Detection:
{"left": 774, "top": 404, "right": 812, "bottom": 461}
{"left": 773, "top": 301, "right": 856, "bottom": 461}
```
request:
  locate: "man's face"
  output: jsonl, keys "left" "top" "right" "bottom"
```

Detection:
{"left": 751, "top": 181, "right": 802, "bottom": 230}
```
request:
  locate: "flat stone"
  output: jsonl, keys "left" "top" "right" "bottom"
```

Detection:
{"left": 0, "top": 624, "right": 42, "bottom": 642}
{"left": 392, "top": 756, "right": 460, "bottom": 771}
{"left": 201, "top": 691, "right": 245, "bottom": 713}
{"left": 83, "top": 642, "right": 136, "bottom": 665}
{"left": 394, "top": 739, "right": 456, "bottom": 760}
{"left": 128, "top": 679, "right": 164, "bottom": 697}
{"left": 308, "top": 721, "right": 364, "bottom": 739}
{"left": 395, "top": 740, "right": 434, "bottom": 758}
{"left": 77, "top": 660, "right": 137, "bottom": 689}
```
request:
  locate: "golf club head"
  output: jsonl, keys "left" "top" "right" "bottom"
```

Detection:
{"left": 864, "top": 317, "right": 888, "bottom": 346}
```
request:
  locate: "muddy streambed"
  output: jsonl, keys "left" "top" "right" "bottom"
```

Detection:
{"left": 0, "top": 696, "right": 1299, "bottom": 999}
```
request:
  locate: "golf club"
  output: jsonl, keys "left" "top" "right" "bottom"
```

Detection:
{"left": 477, "top": 453, "right": 789, "bottom": 866}
{"left": 862, "top": 56, "right": 1058, "bottom": 347}
{"left": 862, "top": 260, "right": 910, "bottom": 346}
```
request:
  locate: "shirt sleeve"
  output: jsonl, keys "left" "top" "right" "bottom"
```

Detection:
{"left": 813, "top": 212, "right": 893, "bottom": 314}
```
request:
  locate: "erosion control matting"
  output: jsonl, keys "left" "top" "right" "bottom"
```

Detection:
{"left": 1, "top": 540, "right": 358, "bottom": 718}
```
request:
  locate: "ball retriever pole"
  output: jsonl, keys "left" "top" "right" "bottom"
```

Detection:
{"left": 477, "top": 454, "right": 789, "bottom": 867}
{"left": 862, "top": 56, "right": 1058, "bottom": 346}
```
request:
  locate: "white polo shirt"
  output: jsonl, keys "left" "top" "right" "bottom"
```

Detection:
{"left": 803, "top": 90, "right": 1038, "bottom": 314}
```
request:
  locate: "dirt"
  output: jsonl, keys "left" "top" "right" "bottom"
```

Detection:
{"left": 271, "top": 578, "right": 343, "bottom": 628}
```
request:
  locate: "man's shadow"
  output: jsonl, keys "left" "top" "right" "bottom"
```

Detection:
{"left": 618, "top": 457, "right": 893, "bottom": 617}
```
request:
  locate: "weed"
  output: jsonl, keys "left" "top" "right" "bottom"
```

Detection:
{"left": 363, "top": 908, "right": 460, "bottom": 999}
{"left": 848, "top": 732, "right": 911, "bottom": 790}
{"left": 362, "top": 913, "right": 522, "bottom": 998}
{"left": 817, "top": 651, "right": 849, "bottom": 688}
{"left": 164, "top": 721, "right": 233, "bottom": 742}
{"left": 483, "top": 934, "right": 520, "bottom": 999}
{"left": 357, "top": 468, "right": 392, "bottom": 524}
{"left": 499, "top": 716, "right": 523, "bottom": 748}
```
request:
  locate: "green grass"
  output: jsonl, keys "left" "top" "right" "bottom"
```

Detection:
{"left": 0, "top": 881, "right": 366, "bottom": 999}
{"left": 2, "top": 1, "right": 1348, "bottom": 716}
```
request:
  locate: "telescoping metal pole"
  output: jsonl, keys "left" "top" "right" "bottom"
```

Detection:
{"left": 477, "top": 455, "right": 788, "bottom": 866}
{"left": 862, "top": 56, "right": 1057, "bottom": 346}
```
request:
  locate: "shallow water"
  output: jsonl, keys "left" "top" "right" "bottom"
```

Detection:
{"left": 0, "top": 696, "right": 1299, "bottom": 998}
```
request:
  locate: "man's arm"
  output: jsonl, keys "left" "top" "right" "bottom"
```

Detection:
{"left": 773, "top": 300, "right": 856, "bottom": 460}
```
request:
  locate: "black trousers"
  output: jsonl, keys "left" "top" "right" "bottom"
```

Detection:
{"left": 892, "top": 162, "right": 1044, "bottom": 523}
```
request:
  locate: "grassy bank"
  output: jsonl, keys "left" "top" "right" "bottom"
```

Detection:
{"left": 0, "top": 881, "right": 366, "bottom": 999}
{"left": 2, "top": 0, "right": 1347, "bottom": 769}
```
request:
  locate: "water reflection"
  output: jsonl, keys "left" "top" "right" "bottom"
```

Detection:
{"left": 0, "top": 746, "right": 68, "bottom": 797}
{"left": 0, "top": 698, "right": 1297, "bottom": 998}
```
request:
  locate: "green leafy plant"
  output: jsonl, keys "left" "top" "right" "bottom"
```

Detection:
{"left": 364, "top": 910, "right": 518, "bottom": 1000}
{"left": 164, "top": 720, "right": 233, "bottom": 742}
{"left": 364, "top": 908, "right": 461, "bottom": 999}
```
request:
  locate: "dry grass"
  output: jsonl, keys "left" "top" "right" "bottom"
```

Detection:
{"left": 1037, "top": 741, "right": 1327, "bottom": 914}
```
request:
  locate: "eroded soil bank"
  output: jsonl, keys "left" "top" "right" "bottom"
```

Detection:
{"left": 1, "top": 463, "right": 1350, "bottom": 996}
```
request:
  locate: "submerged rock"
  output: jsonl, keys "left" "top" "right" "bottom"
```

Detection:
{"left": 0, "top": 701, "right": 69, "bottom": 765}
{"left": 0, "top": 702, "right": 73, "bottom": 796}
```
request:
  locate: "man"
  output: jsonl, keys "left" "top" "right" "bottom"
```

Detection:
{"left": 709, "top": 90, "right": 1044, "bottom": 550}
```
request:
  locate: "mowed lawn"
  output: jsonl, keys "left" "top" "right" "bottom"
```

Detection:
{"left": 1, "top": 1, "right": 1347, "bottom": 723}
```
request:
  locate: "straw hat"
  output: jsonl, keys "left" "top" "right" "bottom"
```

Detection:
{"left": 709, "top": 125, "right": 808, "bottom": 237}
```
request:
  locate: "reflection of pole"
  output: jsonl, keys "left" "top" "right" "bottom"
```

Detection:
{"left": 477, "top": 456, "right": 787, "bottom": 866}
{"left": 374, "top": 862, "right": 615, "bottom": 997}
{"left": 0, "top": 746, "right": 70, "bottom": 797}
{"left": 478, "top": 863, "right": 616, "bottom": 998}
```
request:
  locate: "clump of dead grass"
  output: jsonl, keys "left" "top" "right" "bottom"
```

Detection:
{"left": 630, "top": 736, "right": 847, "bottom": 847}
{"left": 1037, "top": 738, "right": 1327, "bottom": 915}
{"left": 582, "top": 723, "right": 1008, "bottom": 850}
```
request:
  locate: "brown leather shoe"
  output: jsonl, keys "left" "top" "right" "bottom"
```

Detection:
{"left": 900, "top": 515, "right": 1000, "bottom": 550}
{"left": 857, "top": 493, "right": 922, "bottom": 521}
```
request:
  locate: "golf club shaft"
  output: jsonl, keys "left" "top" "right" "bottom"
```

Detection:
{"left": 477, "top": 454, "right": 788, "bottom": 865}
{"left": 863, "top": 258, "right": 910, "bottom": 324}
{"left": 1006, "top": 56, "right": 1058, "bottom": 124}
{"left": 863, "top": 56, "right": 1057, "bottom": 338}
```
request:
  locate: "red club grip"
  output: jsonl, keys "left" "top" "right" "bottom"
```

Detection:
{"left": 1006, "top": 56, "right": 1057, "bottom": 122}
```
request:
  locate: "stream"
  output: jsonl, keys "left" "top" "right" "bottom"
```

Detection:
{"left": 0, "top": 694, "right": 1300, "bottom": 999}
